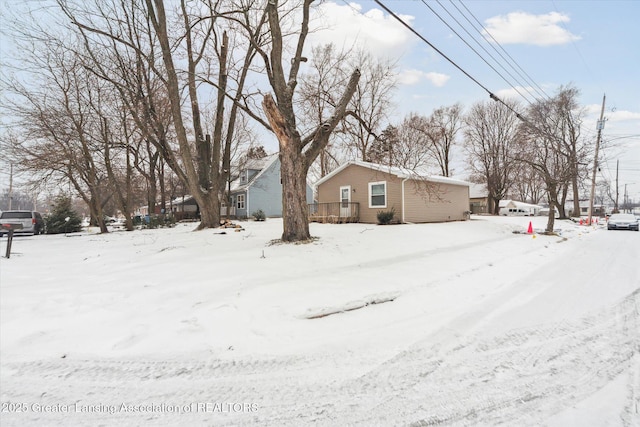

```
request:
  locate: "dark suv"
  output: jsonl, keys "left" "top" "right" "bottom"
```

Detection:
{"left": 0, "top": 210, "right": 45, "bottom": 236}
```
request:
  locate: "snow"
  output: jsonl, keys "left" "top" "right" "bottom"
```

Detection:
{"left": 1, "top": 216, "right": 639, "bottom": 426}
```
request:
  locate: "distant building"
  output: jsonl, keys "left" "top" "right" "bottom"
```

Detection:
{"left": 469, "top": 183, "right": 489, "bottom": 214}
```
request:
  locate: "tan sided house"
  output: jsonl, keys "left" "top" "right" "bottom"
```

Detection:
{"left": 313, "top": 160, "right": 471, "bottom": 224}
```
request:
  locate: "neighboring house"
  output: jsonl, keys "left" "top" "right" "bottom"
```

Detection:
{"left": 169, "top": 154, "right": 314, "bottom": 220}
{"left": 229, "top": 153, "right": 314, "bottom": 219}
{"left": 498, "top": 200, "right": 542, "bottom": 216}
{"left": 171, "top": 195, "right": 199, "bottom": 220}
{"left": 314, "top": 160, "right": 471, "bottom": 224}
{"left": 469, "top": 183, "right": 489, "bottom": 214}
{"left": 572, "top": 202, "right": 607, "bottom": 217}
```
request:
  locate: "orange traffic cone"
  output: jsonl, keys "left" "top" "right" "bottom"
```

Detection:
{"left": 527, "top": 221, "right": 533, "bottom": 234}
{"left": 579, "top": 218, "right": 583, "bottom": 225}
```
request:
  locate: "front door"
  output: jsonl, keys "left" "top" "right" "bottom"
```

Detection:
{"left": 340, "top": 186, "right": 351, "bottom": 218}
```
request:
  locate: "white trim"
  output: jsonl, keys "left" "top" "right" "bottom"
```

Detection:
{"left": 236, "top": 193, "right": 246, "bottom": 210}
{"left": 368, "top": 181, "right": 387, "bottom": 209}
{"left": 340, "top": 185, "right": 351, "bottom": 216}
{"left": 339, "top": 185, "right": 351, "bottom": 203}
{"left": 401, "top": 177, "right": 409, "bottom": 223}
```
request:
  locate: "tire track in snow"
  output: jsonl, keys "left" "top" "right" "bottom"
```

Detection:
{"left": 1, "top": 289, "right": 638, "bottom": 426}
{"left": 350, "top": 288, "right": 640, "bottom": 426}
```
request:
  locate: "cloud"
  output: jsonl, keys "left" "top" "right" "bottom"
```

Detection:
{"left": 398, "top": 69, "right": 450, "bottom": 87}
{"left": 495, "top": 86, "right": 537, "bottom": 101}
{"left": 483, "top": 12, "right": 581, "bottom": 46}
{"left": 585, "top": 104, "right": 640, "bottom": 122}
{"left": 308, "top": 2, "right": 416, "bottom": 59}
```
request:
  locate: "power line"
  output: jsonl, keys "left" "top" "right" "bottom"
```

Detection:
{"left": 454, "top": 0, "right": 551, "bottom": 102}
{"left": 372, "top": 0, "right": 527, "bottom": 121}
{"left": 420, "top": 0, "right": 538, "bottom": 106}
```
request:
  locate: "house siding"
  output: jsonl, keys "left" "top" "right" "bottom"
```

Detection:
{"left": 238, "top": 157, "right": 314, "bottom": 218}
{"left": 246, "top": 160, "right": 281, "bottom": 217}
{"left": 317, "top": 164, "right": 403, "bottom": 224}
{"left": 404, "top": 180, "right": 469, "bottom": 222}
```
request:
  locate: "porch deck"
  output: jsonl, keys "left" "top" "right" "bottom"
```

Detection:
{"left": 308, "top": 202, "right": 360, "bottom": 223}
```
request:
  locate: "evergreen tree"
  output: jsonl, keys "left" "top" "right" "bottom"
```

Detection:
{"left": 46, "top": 196, "right": 83, "bottom": 234}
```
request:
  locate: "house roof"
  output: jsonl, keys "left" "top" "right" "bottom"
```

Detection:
{"left": 230, "top": 153, "right": 279, "bottom": 193}
{"left": 171, "top": 194, "right": 196, "bottom": 206}
{"left": 499, "top": 199, "right": 542, "bottom": 209}
{"left": 314, "top": 160, "right": 471, "bottom": 188}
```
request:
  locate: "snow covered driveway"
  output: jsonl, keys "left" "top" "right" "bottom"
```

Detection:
{"left": 1, "top": 217, "right": 638, "bottom": 426}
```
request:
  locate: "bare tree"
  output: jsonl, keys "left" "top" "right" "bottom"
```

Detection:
{"left": 510, "top": 163, "right": 546, "bottom": 204}
{"left": 258, "top": 0, "right": 361, "bottom": 242}
{"left": 3, "top": 34, "right": 112, "bottom": 232}
{"left": 517, "top": 86, "right": 591, "bottom": 231}
{"left": 370, "top": 117, "right": 434, "bottom": 171}
{"left": 517, "top": 94, "right": 586, "bottom": 231}
{"left": 464, "top": 100, "right": 522, "bottom": 215}
{"left": 55, "top": 0, "right": 266, "bottom": 230}
{"left": 295, "top": 44, "right": 396, "bottom": 179}
{"left": 552, "top": 85, "right": 590, "bottom": 218}
{"left": 407, "top": 104, "right": 463, "bottom": 177}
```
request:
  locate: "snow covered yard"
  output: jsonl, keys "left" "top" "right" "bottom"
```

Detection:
{"left": 1, "top": 216, "right": 638, "bottom": 426}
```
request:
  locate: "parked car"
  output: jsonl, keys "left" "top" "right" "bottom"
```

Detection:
{"left": 607, "top": 213, "right": 639, "bottom": 231}
{"left": 0, "top": 210, "right": 45, "bottom": 236}
{"left": 499, "top": 207, "right": 534, "bottom": 216}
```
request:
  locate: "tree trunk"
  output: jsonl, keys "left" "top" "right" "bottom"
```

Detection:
{"left": 571, "top": 178, "right": 580, "bottom": 218}
{"left": 280, "top": 148, "right": 311, "bottom": 242}
{"left": 103, "top": 119, "right": 134, "bottom": 231}
{"left": 90, "top": 196, "right": 109, "bottom": 233}
{"left": 546, "top": 187, "right": 558, "bottom": 233}
{"left": 196, "top": 192, "right": 221, "bottom": 230}
{"left": 263, "top": 94, "right": 310, "bottom": 241}
{"left": 492, "top": 197, "right": 502, "bottom": 215}
{"left": 558, "top": 184, "right": 568, "bottom": 219}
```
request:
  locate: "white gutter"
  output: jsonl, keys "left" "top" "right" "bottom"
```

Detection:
{"left": 401, "top": 177, "right": 409, "bottom": 223}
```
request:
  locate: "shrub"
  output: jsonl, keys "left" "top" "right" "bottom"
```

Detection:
{"left": 45, "top": 196, "right": 83, "bottom": 234}
{"left": 144, "top": 214, "right": 176, "bottom": 229}
{"left": 377, "top": 207, "right": 396, "bottom": 225}
{"left": 252, "top": 209, "right": 266, "bottom": 221}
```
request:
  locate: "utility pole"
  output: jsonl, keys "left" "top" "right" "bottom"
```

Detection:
{"left": 588, "top": 94, "right": 606, "bottom": 225}
{"left": 615, "top": 160, "right": 619, "bottom": 213}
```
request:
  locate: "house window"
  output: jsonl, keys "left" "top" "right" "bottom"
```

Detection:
{"left": 237, "top": 194, "right": 245, "bottom": 209}
{"left": 369, "top": 181, "right": 386, "bottom": 208}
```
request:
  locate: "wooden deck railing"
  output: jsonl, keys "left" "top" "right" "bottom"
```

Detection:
{"left": 308, "top": 202, "right": 360, "bottom": 223}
